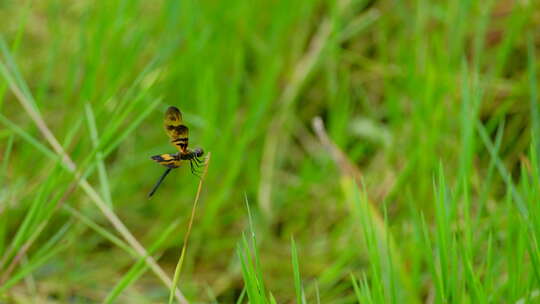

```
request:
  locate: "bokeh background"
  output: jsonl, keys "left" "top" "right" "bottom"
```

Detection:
{"left": 1, "top": 0, "right": 540, "bottom": 303}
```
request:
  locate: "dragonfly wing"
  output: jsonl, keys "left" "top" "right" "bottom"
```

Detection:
{"left": 151, "top": 153, "right": 181, "bottom": 168}
{"left": 164, "top": 106, "right": 189, "bottom": 153}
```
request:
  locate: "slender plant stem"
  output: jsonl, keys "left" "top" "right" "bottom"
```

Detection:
{"left": 169, "top": 153, "right": 211, "bottom": 304}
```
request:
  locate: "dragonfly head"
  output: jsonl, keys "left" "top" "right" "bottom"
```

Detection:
{"left": 193, "top": 147, "right": 204, "bottom": 157}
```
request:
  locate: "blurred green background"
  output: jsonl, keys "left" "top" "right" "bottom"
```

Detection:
{"left": 1, "top": 0, "right": 540, "bottom": 303}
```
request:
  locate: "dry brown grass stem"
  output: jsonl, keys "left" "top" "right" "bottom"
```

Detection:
{"left": 168, "top": 153, "right": 211, "bottom": 304}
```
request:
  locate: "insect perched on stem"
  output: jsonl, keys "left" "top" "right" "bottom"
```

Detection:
{"left": 148, "top": 106, "right": 204, "bottom": 198}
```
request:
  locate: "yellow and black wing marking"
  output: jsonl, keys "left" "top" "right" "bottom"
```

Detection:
{"left": 164, "top": 106, "right": 189, "bottom": 154}
{"left": 151, "top": 153, "right": 181, "bottom": 168}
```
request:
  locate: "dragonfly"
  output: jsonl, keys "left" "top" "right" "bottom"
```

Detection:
{"left": 148, "top": 106, "right": 204, "bottom": 198}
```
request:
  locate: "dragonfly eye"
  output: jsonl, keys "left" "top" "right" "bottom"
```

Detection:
{"left": 193, "top": 148, "right": 204, "bottom": 157}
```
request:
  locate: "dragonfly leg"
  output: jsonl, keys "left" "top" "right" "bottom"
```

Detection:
{"left": 189, "top": 159, "right": 202, "bottom": 178}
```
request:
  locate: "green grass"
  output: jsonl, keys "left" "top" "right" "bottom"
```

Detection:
{"left": 0, "top": 0, "right": 539, "bottom": 302}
